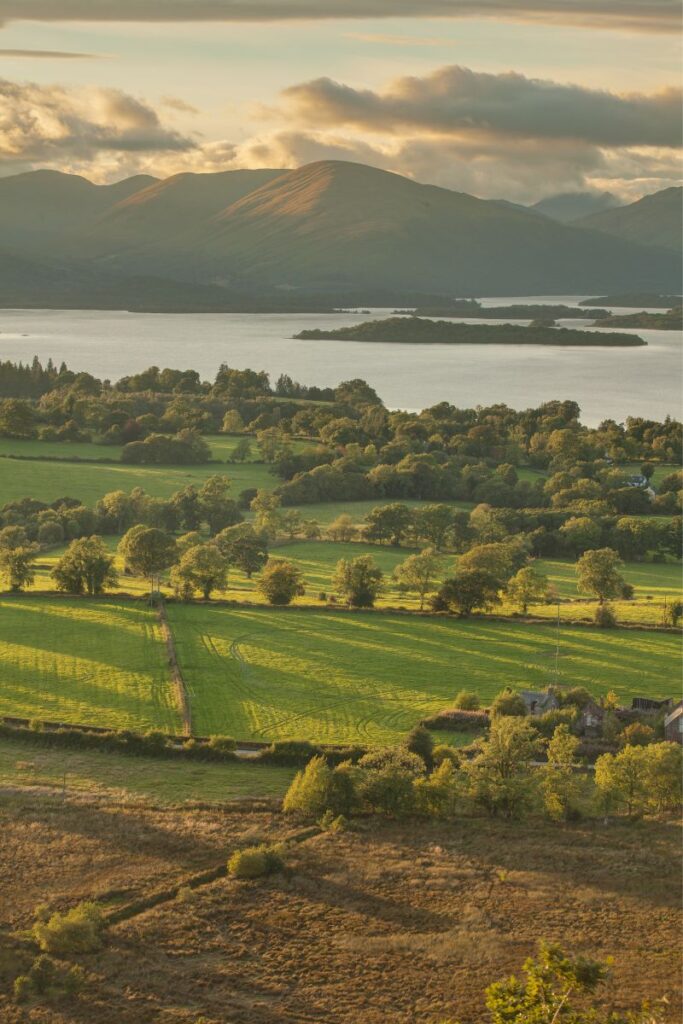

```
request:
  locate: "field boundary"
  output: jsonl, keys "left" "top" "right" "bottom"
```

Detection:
{"left": 158, "top": 600, "right": 192, "bottom": 735}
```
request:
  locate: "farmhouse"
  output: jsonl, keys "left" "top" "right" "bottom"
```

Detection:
{"left": 579, "top": 701, "right": 605, "bottom": 738}
{"left": 519, "top": 690, "right": 560, "bottom": 715}
{"left": 664, "top": 702, "right": 683, "bottom": 745}
{"left": 631, "top": 697, "right": 673, "bottom": 713}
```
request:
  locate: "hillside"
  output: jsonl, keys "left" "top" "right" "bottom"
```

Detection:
{"left": 577, "top": 187, "right": 683, "bottom": 252}
{"left": 531, "top": 191, "right": 621, "bottom": 223}
{"left": 0, "top": 162, "right": 680, "bottom": 302}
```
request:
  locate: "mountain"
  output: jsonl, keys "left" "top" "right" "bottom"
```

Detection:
{"left": 0, "top": 162, "right": 680, "bottom": 304}
{"left": 0, "top": 170, "right": 159, "bottom": 254}
{"left": 160, "top": 161, "right": 680, "bottom": 294}
{"left": 76, "top": 168, "right": 284, "bottom": 257}
{"left": 531, "top": 191, "right": 620, "bottom": 224}
{"left": 576, "top": 187, "right": 682, "bottom": 252}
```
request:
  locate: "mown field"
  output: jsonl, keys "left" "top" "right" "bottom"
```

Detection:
{"left": 0, "top": 597, "right": 179, "bottom": 732}
{"left": 168, "top": 604, "right": 681, "bottom": 744}
{"left": 0, "top": 737, "right": 293, "bottom": 802}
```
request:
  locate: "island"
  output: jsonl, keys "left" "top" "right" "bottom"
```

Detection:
{"left": 295, "top": 316, "right": 647, "bottom": 346}
{"left": 394, "top": 300, "right": 609, "bottom": 319}
{"left": 591, "top": 307, "right": 682, "bottom": 331}
{"left": 579, "top": 293, "right": 682, "bottom": 308}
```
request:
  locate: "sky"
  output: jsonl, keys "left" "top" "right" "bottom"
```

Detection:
{"left": 0, "top": 1, "right": 681, "bottom": 203}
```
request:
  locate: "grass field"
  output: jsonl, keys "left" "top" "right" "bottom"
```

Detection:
{"left": 0, "top": 738, "right": 293, "bottom": 802}
{"left": 0, "top": 597, "right": 179, "bottom": 732}
{"left": 168, "top": 604, "right": 681, "bottom": 744}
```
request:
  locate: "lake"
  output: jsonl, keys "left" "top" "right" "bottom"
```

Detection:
{"left": 0, "top": 296, "right": 680, "bottom": 426}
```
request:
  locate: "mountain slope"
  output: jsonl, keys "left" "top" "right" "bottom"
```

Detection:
{"left": 77, "top": 168, "right": 284, "bottom": 256}
{"left": 531, "top": 191, "right": 620, "bottom": 223}
{"left": 576, "top": 187, "right": 682, "bottom": 252}
{"left": 0, "top": 170, "right": 159, "bottom": 253}
{"left": 161, "top": 161, "right": 681, "bottom": 294}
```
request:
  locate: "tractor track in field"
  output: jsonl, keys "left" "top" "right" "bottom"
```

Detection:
{"left": 157, "top": 601, "right": 192, "bottom": 735}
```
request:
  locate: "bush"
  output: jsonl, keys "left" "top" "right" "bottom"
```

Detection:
{"left": 452, "top": 689, "right": 481, "bottom": 710}
{"left": 421, "top": 708, "right": 489, "bottom": 731}
{"left": 490, "top": 688, "right": 528, "bottom": 717}
{"left": 13, "top": 975, "right": 31, "bottom": 1003}
{"left": 14, "top": 955, "right": 86, "bottom": 1003}
{"left": 594, "top": 603, "right": 617, "bottom": 628}
{"left": 529, "top": 707, "right": 578, "bottom": 740}
{"left": 227, "top": 843, "right": 284, "bottom": 879}
{"left": 208, "top": 735, "right": 237, "bottom": 753}
{"left": 432, "top": 744, "right": 462, "bottom": 768}
{"left": 319, "top": 810, "right": 349, "bottom": 833}
{"left": 283, "top": 755, "right": 357, "bottom": 818}
{"left": 405, "top": 724, "right": 434, "bottom": 769}
{"left": 357, "top": 748, "right": 425, "bottom": 817}
{"left": 260, "top": 739, "right": 320, "bottom": 766}
{"left": 620, "top": 722, "right": 655, "bottom": 747}
{"left": 32, "top": 901, "right": 105, "bottom": 955}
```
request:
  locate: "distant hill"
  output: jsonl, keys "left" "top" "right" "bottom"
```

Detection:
{"left": 0, "top": 162, "right": 680, "bottom": 304}
{"left": 532, "top": 191, "right": 621, "bottom": 224}
{"left": 576, "top": 187, "right": 683, "bottom": 253}
{"left": 579, "top": 293, "right": 682, "bottom": 308}
{"left": 592, "top": 307, "right": 682, "bottom": 330}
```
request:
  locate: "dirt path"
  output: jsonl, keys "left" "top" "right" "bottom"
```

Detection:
{"left": 157, "top": 600, "right": 192, "bottom": 735}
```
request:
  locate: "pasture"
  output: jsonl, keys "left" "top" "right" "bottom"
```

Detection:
{"left": 0, "top": 737, "right": 293, "bottom": 802}
{"left": 0, "top": 597, "right": 179, "bottom": 732}
{"left": 168, "top": 604, "right": 681, "bottom": 744}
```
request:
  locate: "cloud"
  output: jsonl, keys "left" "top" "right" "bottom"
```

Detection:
{"left": 160, "top": 95, "right": 200, "bottom": 113}
{"left": 0, "top": 79, "right": 193, "bottom": 173}
{"left": 343, "top": 33, "right": 455, "bottom": 46}
{"left": 280, "top": 66, "right": 682, "bottom": 148}
{"left": 0, "top": 48, "right": 101, "bottom": 58}
{"left": 0, "top": 0, "right": 678, "bottom": 32}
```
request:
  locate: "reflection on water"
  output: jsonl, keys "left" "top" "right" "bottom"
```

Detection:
{"left": 0, "top": 297, "right": 680, "bottom": 426}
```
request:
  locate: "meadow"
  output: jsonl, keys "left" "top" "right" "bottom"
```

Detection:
{"left": 0, "top": 597, "right": 179, "bottom": 732}
{"left": 0, "top": 737, "right": 293, "bottom": 802}
{"left": 168, "top": 604, "right": 680, "bottom": 744}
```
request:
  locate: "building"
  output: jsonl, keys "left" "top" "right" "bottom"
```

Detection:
{"left": 631, "top": 697, "right": 673, "bottom": 713}
{"left": 579, "top": 701, "right": 605, "bottom": 738}
{"left": 519, "top": 690, "right": 560, "bottom": 715}
{"left": 664, "top": 702, "right": 683, "bottom": 745}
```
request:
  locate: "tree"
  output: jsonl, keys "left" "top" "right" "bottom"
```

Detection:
{"left": 283, "top": 756, "right": 356, "bottom": 819}
{"left": 256, "top": 427, "right": 292, "bottom": 463}
{"left": 0, "top": 545, "right": 36, "bottom": 592}
{"left": 458, "top": 538, "right": 529, "bottom": 581}
{"left": 506, "top": 566, "right": 548, "bottom": 614}
{"left": 257, "top": 559, "right": 305, "bottom": 606}
{"left": 250, "top": 490, "right": 284, "bottom": 538}
{"left": 357, "top": 748, "right": 424, "bottom": 817}
{"left": 52, "top": 537, "right": 118, "bottom": 596}
{"left": 216, "top": 523, "right": 268, "bottom": 578}
{"left": 0, "top": 399, "right": 35, "bottom": 439}
{"left": 326, "top": 514, "right": 357, "bottom": 543}
{"left": 463, "top": 716, "right": 541, "bottom": 818}
{"left": 281, "top": 509, "right": 304, "bottom": 540}
{"left": 221, "top": 409, "right": 244, "bottom": 433}
{"left": 198, "top": 475, "right": 242, "bottom": 535}
{"left": 576, "top": 548, "right": 626, "bottom": 604}
{"left": 393, "top": 548, "right": 443, "bottom": 609}
{"left": 405, "top": 724, "right": 434, "bottom": 770}
{"left": 490, "top": 688, "right": 528, "bottom": 717}
{"left": 541, "top": 724, "right": 581, "bottom": 820}
{"left": 0, "top": 525, "right": 29, "bottom": 550}
{"left": 118, "top": 527, "right": 177, "bottom": 590}
{"left": 483, "top": 942, "right": 628, "bottom": 1024}
{"left": 169, "top": 544, "right": 228, "bottom": 600}
{"left": 595, "top": 745, "right": 648, "bottom": 818}
{"left": 333, "top": 555, "right": 384, "bottom": 608}
{"left": 413, "top": 504, "right": 464, "bottom": 550}
{"left": 431, "top": 569, "right": 501, "bottom": 617}
{"left": 642, "top": 742, "right": 682, "bottom": 813}
{"left": 363, "top": 503, "right": 413, "bottom": 546}
{"left": 170, "top": 484, "right": 202, "bottom": 531}
{"left": 231, "top": 438, "right": 252, "bottom": 462}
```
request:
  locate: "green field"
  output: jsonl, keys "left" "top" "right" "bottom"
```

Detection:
{"left": 0, "top": 597, "right": 179, "bottom": 732}
{"left": 0, "top": 738, "right": 294, "bottom": 803}
{"left": 168, "top": 604, "right": 681, "bottom": 745}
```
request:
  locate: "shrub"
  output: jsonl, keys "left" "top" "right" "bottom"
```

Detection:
{"left": 490, "top": 688, "right": 528, "bottom": 717}
{"left": 283, "top": 755, "right": 357, "bottom": 818}
{"left": 357, "top": 748, "right": 425, "bottom": 817}
{"left": 208, "top": 735, "right": 237, "bottom": 753}
{"left": 421, "top": 708, "right": 489, "bottom": 731}
{"left": 14, "top": 955, "right": 86, "bottom": 1003}
{"left": 620, "top": 722, "right": 655, "bottom": 747}
{"left": 405, "top": 724, "right": 434, "bottom": 769}
{"left": 32, "top": 901, "right": 105, "bottom": 955}
{"left": 413, "top": 759, "right": 459, "bottom": 818}
{"left": 175, "top": 886, "right": 196, "bottom": 904}
{"left": 452, "top": 689, "right": 481, "bottom": 710}
{"left": 594, "top": 603, "right": 617, "bottom": 628}
{"left": 432, "top": 744, "right": 461, "bottom": 768}
{"left": 260, "top": 739, "right": 320, "bottom": 766}
{"left": 227, "top": 843, "right": 284, "bottom": 879}
{"left": 13, "top": 975, "right": 31, "bottom": 1003}
{"left": 529, "top": 706, "right": 579, "bottom": 740}
{"left": 319, "top": 810, "right": 349, "bottom": 833}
